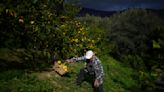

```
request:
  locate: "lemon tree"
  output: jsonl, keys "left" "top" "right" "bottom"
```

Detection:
{"left": 0, "top": 0, "right": 99, "bottom": 62}
{"left": 56, "top": 17, "right": 99, "bottom": 59}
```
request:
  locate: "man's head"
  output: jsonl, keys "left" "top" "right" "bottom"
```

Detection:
{"left": 85, "top": 50, "right": 94, "bottom": 62}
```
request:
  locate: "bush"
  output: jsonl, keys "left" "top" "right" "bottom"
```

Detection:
{"left": 122, "top": 55, "right": 145, "bottom": 70}
{"left": 106, "top": 8, "right": 164, "bottom": 69}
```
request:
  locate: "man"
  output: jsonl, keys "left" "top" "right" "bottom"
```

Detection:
{"left": 66, "top": 50, "right": 104, "bottom": 92}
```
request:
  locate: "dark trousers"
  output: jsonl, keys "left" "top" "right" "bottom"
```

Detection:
{"left": 76, "top": 68, "right": 103, "bottom": 92}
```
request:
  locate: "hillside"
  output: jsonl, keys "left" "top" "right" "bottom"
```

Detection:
{"left": 0, "top": 49, "right": 138, "bottom": 92}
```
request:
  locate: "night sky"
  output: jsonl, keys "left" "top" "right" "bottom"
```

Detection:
{"left": 79, "top": 0, "right": 164, "bottom": 11}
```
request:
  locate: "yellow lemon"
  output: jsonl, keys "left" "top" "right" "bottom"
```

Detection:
{"left": 19, "top": 19, "right": 24, "bottom": 23}
{"left": 63, "top": 66, "right": 68, "bottom": 71}
{"left": 63, "top": 65, "right": 66, "bottom": 69}
{"left": 64, "top": 69, "right": 68, "bottom": 72}
{"left": 57, "top": 60, "right": 61, "bottom": 64}
{"left": 30, "top": 21, "right": 35, "bottom": 24}
{"left": 92, "top": 40, "right": 95, "bottom": 43}
{"left": 81, "top": 38, "right": 84, "bottom": 42}
{"left": 63, "top": 32, "right": 66, "bottom": 35}
{"left": 75, "top": 39, "right": 78, "bottom": 42}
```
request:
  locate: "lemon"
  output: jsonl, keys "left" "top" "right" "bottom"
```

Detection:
{"left": 57, "top": 60, "right": 61, "bottom": 64}
{"left": 63, "top": 66, "right": 67, "bottom": 69}
{"left": 64, "top": 68, "right": 68, "bottom": 72}
{"left": 19, "top": 19, "right": 24, "bottom": 23}
{"left": 30, "top": 21, "right": 35, "bottom": 24}
{"left": 74, "top": 39, "right": 78, "bottom": 42}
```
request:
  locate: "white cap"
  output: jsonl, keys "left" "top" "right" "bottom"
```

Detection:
{"left": 85, "top": 50, "right": 94, "bottom": 59}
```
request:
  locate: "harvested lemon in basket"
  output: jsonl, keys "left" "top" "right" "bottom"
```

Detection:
{"left": 62, "top": 65, "right": 68, "bottom": 71}
{"left": 53, "top": 60, "right": 69, "bottom": 75}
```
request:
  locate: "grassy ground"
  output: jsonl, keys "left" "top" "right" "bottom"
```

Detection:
{"left": 0, "top": 49, "right": 139, "bottom": 92}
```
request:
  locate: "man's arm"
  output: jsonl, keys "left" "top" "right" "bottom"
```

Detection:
{"left": 69, "top": 56, "right": 86, "bottom": 62}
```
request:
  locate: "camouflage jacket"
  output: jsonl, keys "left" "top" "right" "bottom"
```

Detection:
{"left": 71, "top": 56, "right": 104, "bottom": 84}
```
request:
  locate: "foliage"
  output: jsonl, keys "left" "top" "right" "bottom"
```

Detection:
{"left": 56, "top": 18, "right": 98, "bottom": 59}
{"left": 77, "top": 15, "right": 111, "bottom": 56}
{"left": 0, "top": 0, "right": 98, "bottom": 61}
{"left": 100, "top": 8, "right": 164, "bottom": 92}
{"left": 122, "top": 55, "right": 145, "bottom": 70}
{"left": 106, "top": 8, "right": 164, "bottom": 69}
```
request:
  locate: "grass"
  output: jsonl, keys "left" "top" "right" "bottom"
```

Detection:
{"left": 101, "top": 55, "right": 139, "bottom": 92}
{"left": 0, "top": 49, "right": 139, "bottom": 92}
{"left": 0, "top": 70, "right": 53, "bottom": 92}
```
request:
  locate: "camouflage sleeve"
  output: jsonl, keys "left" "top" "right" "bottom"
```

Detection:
{"left": 71, "top": 56, "right": 86, "bottom": 62}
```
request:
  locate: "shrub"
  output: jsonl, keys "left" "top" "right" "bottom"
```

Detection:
{"left": 106, "top": 8, "right": 164, "bottom": 69}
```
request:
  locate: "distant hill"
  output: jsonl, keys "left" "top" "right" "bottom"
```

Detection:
{"left": 150, "top": 9, "right": 164, "bottom": 19}
{"left": 77, "top": 8, "right": 117, "bottom": 17}
{"left": 77, "top": 8, "right": 164, "bottom": 18}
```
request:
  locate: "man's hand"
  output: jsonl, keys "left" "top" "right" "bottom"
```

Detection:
{"left": 94, "top": 79, "right": 99, "bottom": 87}
{"left": 66, "top": 59, "right": 74, "bottom": 63}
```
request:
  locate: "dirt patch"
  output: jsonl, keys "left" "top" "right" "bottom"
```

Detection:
{"left": 33, "top": 70, "right": 60, "bottom": 80}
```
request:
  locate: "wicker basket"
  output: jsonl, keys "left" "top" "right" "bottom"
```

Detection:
{"left": 53, "top": 62, "right": 68, "bottom": 75}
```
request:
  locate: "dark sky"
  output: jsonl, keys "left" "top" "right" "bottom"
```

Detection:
{"left": 79, "top": 0, "right": 164, "bottom": 11}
